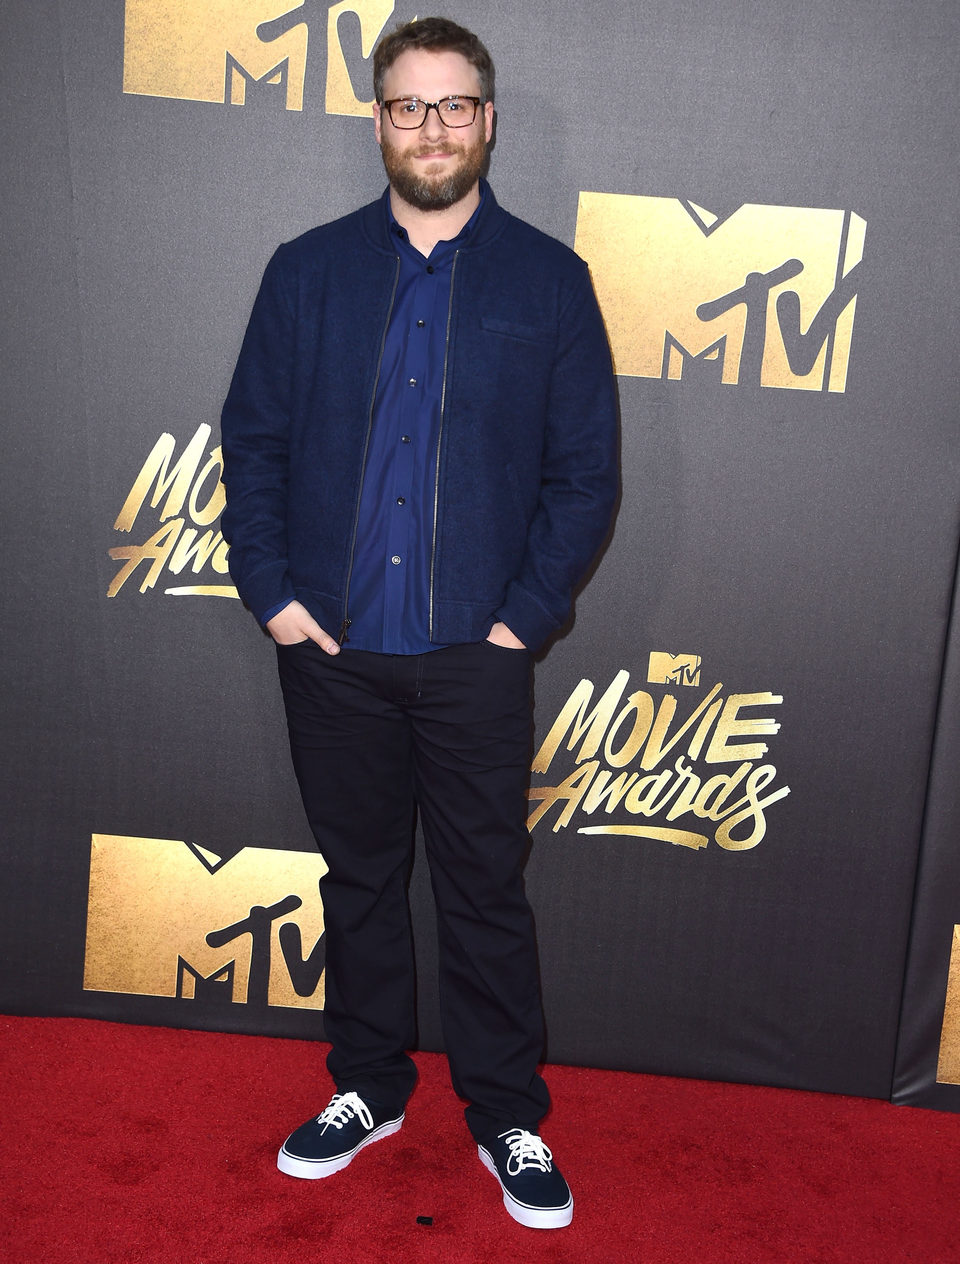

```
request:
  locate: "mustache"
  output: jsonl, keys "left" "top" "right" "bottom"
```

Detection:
{"left": 413, "top": 143, "right": 460, "bottom": 156}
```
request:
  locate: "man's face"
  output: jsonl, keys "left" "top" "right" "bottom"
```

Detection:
{"left": 374, "top": 49, "right": 494, "bottom": 211}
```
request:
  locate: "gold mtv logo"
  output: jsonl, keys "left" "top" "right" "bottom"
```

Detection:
{"left": 574, "top": 194, "right": 865, "bottom": 392}
{"left": 123, "top": 1, "right": 400, "bottom": 114}
{"left": 647, "top": 652, "right": 701, "bottom": 688}
{"left": 83, "top": 834, "right": 327, "bottom": 1010}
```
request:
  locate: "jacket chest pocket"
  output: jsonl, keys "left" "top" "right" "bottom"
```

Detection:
{"left": 479, "top": 316, "right": 554, "bottom": 345}
{"left": 476, "top": 317, "right": 555, "bottom": 402}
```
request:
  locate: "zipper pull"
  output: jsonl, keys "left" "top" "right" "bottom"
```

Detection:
{"left": 337, "top": 618, "right": 352, "bottom": 646}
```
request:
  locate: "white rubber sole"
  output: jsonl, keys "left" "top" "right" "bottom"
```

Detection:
{"left": 277, "top": 1114, "right": 404, "bottom": 1179}
{"left": 477, "top": 1144, "right": 574, "bottom": 1229}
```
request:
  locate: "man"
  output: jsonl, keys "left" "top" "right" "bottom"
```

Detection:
{"left": 221, "top": 16, "right": 617, "bottom": 1231}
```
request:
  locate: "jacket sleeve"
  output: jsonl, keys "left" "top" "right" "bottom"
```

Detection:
{"left": 219, "top": 245, "right": 298, "bottom": 625}
{"left": 493, "top": 262, "right": 620, "bottom": 652}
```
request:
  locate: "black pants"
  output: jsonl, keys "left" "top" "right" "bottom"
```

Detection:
{"left": 276, "top": 638, "right": 550, "bottom": 1144}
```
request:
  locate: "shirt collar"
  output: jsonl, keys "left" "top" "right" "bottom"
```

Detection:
{"left": 384, "top": 179, "right": 488, "bottom": 258}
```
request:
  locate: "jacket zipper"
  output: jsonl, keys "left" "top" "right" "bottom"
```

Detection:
{"left": 428, "top": 250, "right": 459, "bottom": 642}
{"left": 338, "top": 258, "right": 401, "bottom": 644}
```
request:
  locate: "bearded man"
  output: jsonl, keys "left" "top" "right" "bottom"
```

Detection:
{"left": 220, "top": 16, "right": 618, "bottom": 1230}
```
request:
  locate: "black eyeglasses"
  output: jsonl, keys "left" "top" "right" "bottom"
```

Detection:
{"left": 381, "top": 96, "right": 483, "bottom": 129}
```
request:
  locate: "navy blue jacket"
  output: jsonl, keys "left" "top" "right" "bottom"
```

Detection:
{"left": 220, "top": 185, "right": 619, "bottom": 653}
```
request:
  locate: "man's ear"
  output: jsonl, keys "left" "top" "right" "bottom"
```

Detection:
{"left": 483, "top": 100, "right": 494, "bottom": 144}
{"left": 373, "top": 101, "right": 383, "bottom": 146}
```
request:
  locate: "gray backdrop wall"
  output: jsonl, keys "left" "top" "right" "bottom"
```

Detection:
{"left": 3, "top": 0, "right": 959, "bottom": 1111}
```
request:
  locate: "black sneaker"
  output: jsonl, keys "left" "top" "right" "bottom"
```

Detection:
{"left": 277, "top": 1091, "right": 404, "bottom": 1179}
{"left": 478, "top": 1128, "right": 574, "bottom": 1229}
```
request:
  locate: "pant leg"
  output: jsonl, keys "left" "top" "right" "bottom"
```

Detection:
{"left": 276, "top": 641, "right": 418, "bottom": 1111}
{"left": 408, "top": 640, "right": 551, "bottom": 1144}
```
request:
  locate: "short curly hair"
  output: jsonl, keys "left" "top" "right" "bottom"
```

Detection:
{"left": 373, "top": 16, "right": 495, "bottom": 104}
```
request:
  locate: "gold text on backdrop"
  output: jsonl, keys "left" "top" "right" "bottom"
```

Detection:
{"left": 108, "top": 425, "right": 236, "bottom": 598}
{"left": 529, "top": 654, "right": 790, "bottom": 850}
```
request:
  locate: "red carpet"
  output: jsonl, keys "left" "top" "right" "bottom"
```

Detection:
{"left": 4, "top": 1015, "right": 958, "bottom": 1263}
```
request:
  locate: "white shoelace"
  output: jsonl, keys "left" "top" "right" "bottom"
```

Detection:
{"left": 498, "top": 1128, "right": 554, "bottom": 1176}
{"left": 316, "top": 1092, "right": 374, "bottom": 1133}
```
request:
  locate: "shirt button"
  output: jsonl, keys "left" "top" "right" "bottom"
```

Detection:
{"left": 408, "top": 378, "right": 417, "bottom": 387}
{"left": 426, "top": 265, "right": 435, "bottom": 274}
{"left": 416, "top": 319, "right": 425, "bottom": 328}
{"left": 401, "top": 435, "right": 411, "bottom": 443}
{"left": 391, "top": 555, "right": 402, "bottom": 565}
{"left": 396, "top": 496, "right": 406, "bottom": 505}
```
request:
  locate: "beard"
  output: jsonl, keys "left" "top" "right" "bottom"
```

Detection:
{"left": 380, "top": 130, "right": 488, "bottom": 211}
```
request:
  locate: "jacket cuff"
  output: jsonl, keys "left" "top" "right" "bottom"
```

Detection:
{"left": 230, "top": 560, "right": 296, "bottom": 628}
{"left": 260, "top": 597, "right": 295, "bottom": 626}
{"left": 494, "top": 584, "right": 558, "bottom": 655}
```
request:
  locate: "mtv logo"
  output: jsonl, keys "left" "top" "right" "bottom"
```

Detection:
{"left": 574, "top": 194, "right": 865, "bottom": 392}
{"left": 84, "top": 834, "right": 327, "bottom": 1010}
{"left": 647, "top": 652, "right": 702, "bottom": 688}
{"left": 123, "top": 1, "right": 309, "bottom": 110}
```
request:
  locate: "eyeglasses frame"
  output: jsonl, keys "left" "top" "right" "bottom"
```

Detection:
{"left": 380, "top": 95, "right": 484, "bottom": 130}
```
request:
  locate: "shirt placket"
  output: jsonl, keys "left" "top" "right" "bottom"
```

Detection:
{"left": 381, "top": 263, "right": 433, "bottom": 647}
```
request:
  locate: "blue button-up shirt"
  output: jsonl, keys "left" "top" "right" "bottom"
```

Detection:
{"left": 342, "top": 187, "right": 486, "bottom": 654}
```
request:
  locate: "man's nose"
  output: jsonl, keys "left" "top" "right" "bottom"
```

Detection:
{"left": 421, "top": 103, "right": 448, "bottom": 139}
